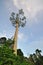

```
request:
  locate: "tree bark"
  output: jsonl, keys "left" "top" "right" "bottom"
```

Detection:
{"left": 13, "top": 23, "right": 18, "bottom": 55}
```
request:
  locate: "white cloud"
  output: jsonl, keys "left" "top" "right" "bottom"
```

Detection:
{"left": 0, "top": 31, "right": 13, "bottom": 38}
{"left": 18, "top": 32, "right": 27, "bottom": 40}
{"left": 0, "top": 32, "right": 7, "bottom": 38}
{"left": 18, "top": 32, "right": 28, "bottom": 42}
{"left": 18, "top": 32, "right": 24, "bottom": 40}
{"left": 4, "top": 0, "right": 43, "bottom": 26}
{"left": 13, "top": 0, "right": 43, "bottom": 18}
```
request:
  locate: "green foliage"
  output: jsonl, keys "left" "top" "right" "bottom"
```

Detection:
{"left": 17, "top": 49, "right": 23, "bottom": 56}
{"left": 10, "top": 9, "right": 26, "bottom": 27}
{"left": 29, "top": 49, "right": 43, "bottom": 65}
{"left": 0, "top": 37, "right": 33, "bottom": 65}
{"left": 0, "top": 44, "right": 15, "bottom": 65}
{"left": 0, "top": 37, "right": 43, "bottom": 65}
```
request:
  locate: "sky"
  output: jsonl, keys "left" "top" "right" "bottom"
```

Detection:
{"left": 0, "top": 0, "right": 43, "bottom": 57}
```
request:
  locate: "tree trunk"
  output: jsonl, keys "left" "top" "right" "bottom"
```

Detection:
{"left": 13, "top": 23, "right": 18, "bottom": 55}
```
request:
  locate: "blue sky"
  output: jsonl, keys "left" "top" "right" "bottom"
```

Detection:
{"left": 0, "top": 0, "right": 43, "bottom": 57}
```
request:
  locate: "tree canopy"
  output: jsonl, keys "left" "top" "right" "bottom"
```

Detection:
{"left": 10, "top": 9, "right": 26, "bottom": 28}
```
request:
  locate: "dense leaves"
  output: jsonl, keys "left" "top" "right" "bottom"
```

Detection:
{"left": 10, "top": 9, "right": 26, "bottom": 27}
{"left": 0, "top": 37, "right": 43, "bottom": 65}
{"left": 29, "top": 49, "right": 43, "bottom": 65}
{"left": 0, "top": 37, "right": 33, "bottom": 65}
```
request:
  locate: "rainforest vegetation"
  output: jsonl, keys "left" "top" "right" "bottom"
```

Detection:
{"left": 0, "top": 37, "right": 43, "bottom": 65}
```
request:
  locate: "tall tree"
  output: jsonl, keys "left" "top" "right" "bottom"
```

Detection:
{"left": 10, "top": 9, "right": 26, "bottom": 55}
